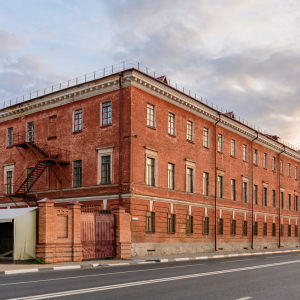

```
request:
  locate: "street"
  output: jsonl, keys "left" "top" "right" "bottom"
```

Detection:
{"left": 0, "top": 252, "right": 300, "bottom": 299}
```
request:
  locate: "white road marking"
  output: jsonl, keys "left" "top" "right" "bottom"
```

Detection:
{"left": 8, "top": 260, "right": 300, "bottom": 300}
{"left": 221, "top": 259, "right": 256, "bottom": 264}
{"left": 266, "top": 255, "right": 291, "bottom": 259}
{"left": 236, "top": 297, "right": 252, "bottom": 300}
{"left": 0, "top": 263, "right": 206, "bottom": 286}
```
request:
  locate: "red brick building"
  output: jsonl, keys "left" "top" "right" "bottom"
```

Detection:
{"left": 0, "top": 63, "right": 299, "bottom": 259}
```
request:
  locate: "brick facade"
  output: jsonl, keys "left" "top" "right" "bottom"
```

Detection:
{"left": 0, "top": 68, "right": 299, "bottom": 259}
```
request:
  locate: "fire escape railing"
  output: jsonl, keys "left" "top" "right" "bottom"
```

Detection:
{"left": 5, "top": 133, "right": 71, "bottom": 207}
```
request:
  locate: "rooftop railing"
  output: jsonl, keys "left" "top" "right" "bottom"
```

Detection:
{"left": 0, "top": 59, "right": 298, "bottom": 151}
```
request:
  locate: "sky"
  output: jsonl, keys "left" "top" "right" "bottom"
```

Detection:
{"left": 1, "top": 0, "right": 300, "bottom": 146}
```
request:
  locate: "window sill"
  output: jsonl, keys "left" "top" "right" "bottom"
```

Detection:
{"left": 146, "top": 125, "right": 156, "bottom": 130}
{"left": 243, "top": 160, "right": 248, "bottom": 163}
{"left": 230, "top": 155, "right": 236, "bottom": 159}
{"left": 168, "top": 133, "right": 176, "bottom": 137}
{"left": 186, "top": 139, "right": 194, "bottom": 144}
{"left": 6, "top": 146, "right": 13, "bottom": 149}
{"left": 217, "top": 151, "right": 223, "bottom": 154}
{"left": 203, "top": 146, "right": 210, "bottom": 149}
{"left": 47, "top": 136, "right": 57, "bottom": 140}
{"left": 72, "top": 130, "right": 82, "bottom": 134}
{"left": 253, "top": 163, "right": 258, "bottom": 166}
{"left": 263, "top": 167, "right": 267, "bottom": 170}
{"left": 272, "top": 170, "right": 276, "bottom": 173}
{"left": 100, "top": 124, "right": 112, "bottom": 128}
{"left": 167, "top": 232, "right": 175, "bottom": 235}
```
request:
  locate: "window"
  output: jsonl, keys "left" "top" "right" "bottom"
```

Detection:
{"left": 295, "top": 225, "right": 298, "bottom": 237}
{"left": 203, "top": 217, "right": 209, "bottom": 235}
{"left": 231, "top": 139, "right": 236, "bottom": 157}
{"left": 7, "top": 127, "right": 13, "bottom": 147}
{"left": 217, "top": 175, "right": 223, "bottom": 198}
{"left": 218, "top": 134, "right": 223, "bottom": 152}
{"left": 272, "top": 157, "right": 276, "bottom": 171}
{"left": 295, "top": 195, "right": 298, "bottom": 212}
{"left": 272, "top": 190, "right": 276, "bottom": 208}
{"left": 231, "top": 179, "right": 236, "bottom": 200}
{"left": 6, "top": 171, "right": 13, "bottom": 194}
{"left": 168, "top": 112, "right": 175, "bottom": 135}
{"left": 168, "top": 214, "right": 176, "bottom": 233}
{"left": 168, "top": 163, "right": 175, "bottom": 190}
{"left": 26, "top": 167, "right": 33, "bottom": 192}
{"left": 147, "top": 104, "right": 155, "bottom": 127}
{"left": 27, "top": 121, "right": 34, "bottom": 142}
{"left": 187, "top": 121, "right": 193, "bottom": 141}
{"left": 48, "top": 115, "right": 57, "bottom": 137}
{"left": 186, "top": 215, "right": 193, "bottom": 234}
{"left": 146, "top": 157, "right": 155, "bottom": 186}
{"left": 281, "top": 224, "right": 284, "bottom": 237}
{"left": 263, "top": 153, "right": 267, "bottom": 169}
{"left": 203, "top": 128, "right": 209, "bottom": 148}
{"left": 73, "top": 160, "right": 82, "bottom": 187}
{"left": 280, "top": 160, "right": 284, "bottom": 175}
{"left": 217, "top": 218, "right": 223, "bottom": 235}
{"left": 243, "top": 144, "right": 248, "bottom": 161}
{"left": 281, "top": 192, "right": 284, "bottom": 209}
{"left": 231, "top": 219, "right": 236, "bottom": 235}
{"left": 74, "top": 109, "right": 82, "bottom": 132}
{"left": 101, "top": 156, "right": 111, "bottom": 184}
{"left": 254, "top": 185, "right": 258, "bottom": 205}
{"left": 186, "top": 168, "right": 194, "bottom": 193}
{"left": 203, "top": 172, "right": 209, "bottom": 196}
{"left": 288, "top": 224, "right": 291, "bottom": 237}
{"left": 254, "top": 221, "right": 258, "bottom": 236}
{"left": 272, "top": 223, "right": 276, "bottom": 236}
{"left": 288, "top": 194, "right": 291, "bottom": 210}
{"left": 101, "top": 102, "right": 112, "bottom": 126}
{"left": 296, "top": 166, "right": 298, "bottom": 180}
{"left": 146, "top": 212, "right": 155, "bottom": 232}
{"left": 263, "top": 187, "right": 268, "bottom": 206}
{"left": 288, "top": 163, "right": 291, "bottom": 177}
{"left": 243, "top": 182, "right": 248, "bottom": 203}
{"left": 254, "top": 149, "right": 258, "bottom": 165}
{"left": 263, "top": 223, "right": 267, "bottom": 236}
{"left": 243, "top": 220, "right": 247, "bottom": 236}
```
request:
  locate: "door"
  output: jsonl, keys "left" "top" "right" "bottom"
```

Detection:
{"left": 81, "top": 213, "right": 115, "bottom": 260}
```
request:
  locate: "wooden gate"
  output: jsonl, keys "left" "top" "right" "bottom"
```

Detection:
{"left": 81, "top": 213, "right": 116, "bottom": 260}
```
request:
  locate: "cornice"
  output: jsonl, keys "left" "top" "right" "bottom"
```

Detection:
{"left": 127, "top": 70, "right": 300, "bottom": 163}
{"left": 0, "top": 73, "right": 131, "bottom": 123}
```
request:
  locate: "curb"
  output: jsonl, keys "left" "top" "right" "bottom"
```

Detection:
{"left": 1, "top": 249, "right": 299, "bottom": 276}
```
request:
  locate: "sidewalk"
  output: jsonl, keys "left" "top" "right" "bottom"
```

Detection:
{"left": 1, "top": 247, "right": 299, "bottom": 275}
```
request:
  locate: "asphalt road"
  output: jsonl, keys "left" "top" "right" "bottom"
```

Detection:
{"left": 1, "top": 252, "right": 300, "bottom": 300}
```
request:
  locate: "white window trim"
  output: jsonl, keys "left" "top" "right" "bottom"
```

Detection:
{"left": 242, "top": 176, "right": 249, "bottom": 203}
{"left": 147, "top": 104, "right": 156, "bottom": 128}
{"left": 72, "top": 109, "right": 82, "bottom": 132}
{"left": 96, "top": 145, "right": 114, "bottom": 185}
{"left": 3, "top": 163, "right": 14, "bottom": 194}
{"left": 217, "top": 169, "right": 225, "bottom": 198}
{"left": 187, "top": 120, "right": 194, "bottom": 141}
{"left": 145, "top": 147, "right": 159, "bottom": 186}
{"left": 26, "top": 121, "right": 34, "bottom": 142}
{"left": 203, "top": 128, "right": 209, "bottom": 148}
{"left": 100, "top": 101, "right": 112, "bottom": 127}
{"left": 6, "top": 127, "right": 13, "bottom": 147}
{"left": 186, "top": 159, "right": 196, "bottom": 193}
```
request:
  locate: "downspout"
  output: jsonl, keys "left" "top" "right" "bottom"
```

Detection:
{"left": 251, "top": 131, "right": 259, "bottom": 249}
{"left": 278, "top": 145, "right": 286, "bottom": 247}
{"left": 118, "top": 72, "right": 123, "bottom": 206}
{"left": 214, "top": 113, "right": 221, "bottom": 252}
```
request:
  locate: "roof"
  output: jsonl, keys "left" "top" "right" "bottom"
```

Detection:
{"left": 0, "top": 207, "right": 37, "bottom": 223}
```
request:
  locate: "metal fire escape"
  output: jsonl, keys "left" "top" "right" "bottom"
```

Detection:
{"left": 5, "top": 133, "right": 70, "bottom": 207}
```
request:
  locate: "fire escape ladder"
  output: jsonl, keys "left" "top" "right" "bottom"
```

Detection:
{"left": 15, "top": 161, "right": 49, "bottom": 195}
{"left": 25, "top": 142, "right": 49, "bottom": 158}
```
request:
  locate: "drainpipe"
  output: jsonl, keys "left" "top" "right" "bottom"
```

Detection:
{"left": 278, "top": 145, "right": 285, "bottom": 247}
{"left": 118, "top": 72, "right": 123, "bottom": 206}
{"left": 251, "top": 131, "right": 259, "bottom": 249}
{"left": 214, "top": 113, "right": 221, "bottom": 252}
